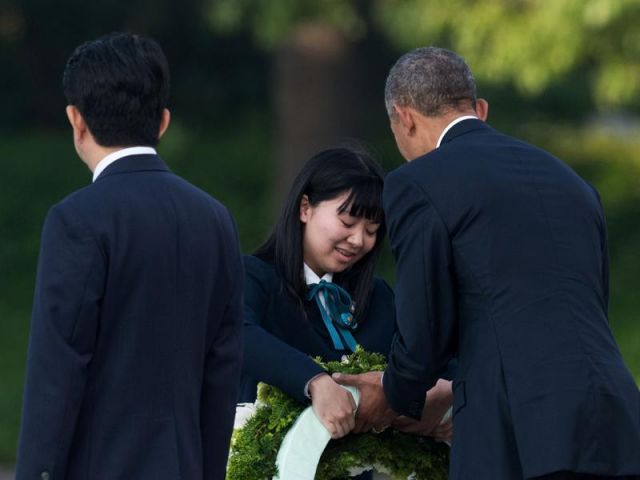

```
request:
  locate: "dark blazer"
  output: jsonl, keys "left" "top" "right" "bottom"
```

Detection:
{"left": 238, "top": 254, "right": 396, "bottom": 404}
{"left": 382, "top": 119, "right": 640, "bottom": 479}
{"left": 16, "top": 154, "right": 244, "bottom": 480}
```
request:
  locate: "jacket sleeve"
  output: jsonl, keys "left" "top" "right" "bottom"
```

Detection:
{"left": 382, "top": 168, "right": 458, "bottom": 419}
{"left": 242, "top": 256, "right": 325, "bottom": 404}
{"left": 201, "top": 209, "right": 245, "bottom": 479}
{"left": 16, "top": 203, "right": 105, "bottom": 479}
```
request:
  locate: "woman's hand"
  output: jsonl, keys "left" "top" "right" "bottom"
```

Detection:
{"left": 309, "top": 374, "right": 357, "bottom": 439}
{"left": 391, "top": 379, "right": 453, "bottom": 438}
{"left": 430, "top": 415, "right": 453, "bottom": 444}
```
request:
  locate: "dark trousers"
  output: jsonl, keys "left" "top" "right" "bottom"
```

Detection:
{"left": 534, "top": 473, "right": 640, "bottom": 480}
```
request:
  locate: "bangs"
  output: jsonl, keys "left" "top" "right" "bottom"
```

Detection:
{"left": 336, "top": 180, "right": 384, "bottom": 224}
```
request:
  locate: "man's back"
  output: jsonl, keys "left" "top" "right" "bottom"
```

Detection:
{"left": 377, "top": 45, "right": 640, "bottom": 479}
{"left": 391, "top": 118, "right": 640, "bottom": 477}
{"left": 413, "top": 119, "right": 609, "bottom": 324}
{"left": 17, "top": 154, "right": 243, "bottom": 479}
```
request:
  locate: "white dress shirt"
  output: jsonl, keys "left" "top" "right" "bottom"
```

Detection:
{"left": 303, "top": 263, "right": 333, "bottom": 308}
{"left": 92, "top": 146, "right": 157, "bottom": 182}
{"left": 303, "top": 263, "right": 335, "bottom": 398}
{"left": 435, "top": 115, "right": 478, "bottom": 149}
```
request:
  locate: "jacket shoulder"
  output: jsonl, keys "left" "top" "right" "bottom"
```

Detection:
{"left": 55, "top": 182, "right": 98, "bottom": 209}
{"left": 372, "top": 276, "right": 394, "bottom": 300}
{"left": 243, "top": 254, "right": 279, "bottom": 284}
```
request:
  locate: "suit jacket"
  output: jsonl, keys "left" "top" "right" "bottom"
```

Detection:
{"left": 16, "top": 154, "right": 244, "bottom": 480}
{"left": 238, "top": 254, "right": 396, "bottom": 404}
{"left": 382, "top": 119, "right": 640, "bottom": 479}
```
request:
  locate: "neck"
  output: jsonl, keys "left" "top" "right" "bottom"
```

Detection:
{"left": 418, "top": 110, "right": 477, "bottom": 156}
{"left": 303, "top": 261, "right": 331, "bottom": 282}
{"left": 434, "top": 110, "right": 476, "bottom": 137}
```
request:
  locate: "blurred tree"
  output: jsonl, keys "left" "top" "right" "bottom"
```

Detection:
{"left": 210, "top": 0, "right": 640, "bottom": 109}
{"left": 375, "top": 0, "right": 640, "bottom": 109}
{"left": 0, "top": 0, "right": 269, "bottom": 130}
{"left": 207, "top": 0, "right": 640, "bottom": 191}
{"left": 208, "top": 0, "right": 386, "bottom": 199}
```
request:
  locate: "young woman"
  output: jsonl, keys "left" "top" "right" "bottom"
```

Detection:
{"left": 238, "top": 147, "right": 453, "bottom": 446}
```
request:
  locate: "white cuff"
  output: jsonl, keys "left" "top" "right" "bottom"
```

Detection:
{"left": 304, "top": 372, "right": 329, "bottom": 399}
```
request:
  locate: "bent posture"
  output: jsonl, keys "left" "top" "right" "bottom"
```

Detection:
{"left": 339, "top": 47, "right": 640, "bottom": 480}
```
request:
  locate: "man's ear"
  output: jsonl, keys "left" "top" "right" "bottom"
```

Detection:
{"left": 393, "top": 104, "right": 417, "bottom": 136}
{"left": 66, "top": 105, "right": 88, "bottom": 144}
{"left": 158, "top": 108, "right": 171, "bottom": 138}
{"left": 299, "top": 194, "right": 311, "bottom": 223}
{"left": 475, "top": 98, "right": 489, "bottom": 121}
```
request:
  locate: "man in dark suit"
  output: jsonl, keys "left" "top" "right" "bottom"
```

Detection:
{"left": 16, "top": 33, "right": 243, "bottom": 479}
{"left": 335, "top": 47, "right": 640, "bottom": 479}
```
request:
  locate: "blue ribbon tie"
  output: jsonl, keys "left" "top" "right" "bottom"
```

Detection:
{"left": 306, "top": 280, "right": 359, "bottom": 352}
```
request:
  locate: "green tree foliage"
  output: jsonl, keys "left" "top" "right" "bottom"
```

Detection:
{"left": 208, "top": 0, "right": 640, "bottom": 109}
{"left": 376, "top": 0, "right": 640, "bottom": 109}
{"left": 208, "top": 0, "right": 366, "bottom": 48}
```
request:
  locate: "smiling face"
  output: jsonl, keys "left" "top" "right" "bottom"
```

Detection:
{"left": 299, "top": 191, "right": 380, "bottom": 277}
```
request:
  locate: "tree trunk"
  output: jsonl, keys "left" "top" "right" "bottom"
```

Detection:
{"left": 273, "top": 21, "right": 367, "bottom": 207}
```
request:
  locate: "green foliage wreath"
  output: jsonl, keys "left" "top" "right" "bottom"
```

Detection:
{"left": 227, "top": 347, "right": 449, "bottom": 480}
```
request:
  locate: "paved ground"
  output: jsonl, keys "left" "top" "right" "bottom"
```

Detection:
{"left": 0, "top": 466, "right": 13, "bottom": 480}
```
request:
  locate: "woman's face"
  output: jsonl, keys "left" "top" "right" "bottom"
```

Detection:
{"left": 299, "top": 191, "right": 380, "bottom": 276}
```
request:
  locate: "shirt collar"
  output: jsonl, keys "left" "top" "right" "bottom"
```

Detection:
{"left": 92, "top": 146, "right": 157, "bottom": 182}
{"left": 303, "top": 263, "right": 333, "bottom": 285}
{"left": 436, "top": 115, "right": 478, "bottom": 149}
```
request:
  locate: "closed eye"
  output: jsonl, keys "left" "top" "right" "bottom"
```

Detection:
{"left": 366, "top": 223, "right": 381, "bottom": 235}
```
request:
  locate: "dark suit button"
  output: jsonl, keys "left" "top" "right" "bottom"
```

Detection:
{"left": 40, "top": 472, "right": 50, "bottom": 480}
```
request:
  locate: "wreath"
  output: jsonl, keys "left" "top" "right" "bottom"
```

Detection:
{"left": 227, "top": 347, "right": 449, "bottom": 479}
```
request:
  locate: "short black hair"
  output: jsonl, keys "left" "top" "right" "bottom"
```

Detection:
{"left": 62, "top": 32, "right": 170, "bottom": 147}
{"left": 255, "top": 147, "right": 386, "bottom": 323}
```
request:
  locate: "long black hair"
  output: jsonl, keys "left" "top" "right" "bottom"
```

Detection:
{"left": 255, "top": 147, "right": 386, "bottom": 322}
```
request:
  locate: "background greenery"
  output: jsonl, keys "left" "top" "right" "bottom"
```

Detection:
{"left": 1, "top": 0, "right": 639, "bottom": 465}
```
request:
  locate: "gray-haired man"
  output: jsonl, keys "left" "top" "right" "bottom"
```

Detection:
{"left": 336, "top": 46, "right": 640, "bottom": 480}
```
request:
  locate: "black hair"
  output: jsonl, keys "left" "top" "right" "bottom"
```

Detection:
{"left": 62, "top": 32, "right": 170, "bottom": 147}
{"left": 255, "top": 147, "right": 386, "bottom": 322}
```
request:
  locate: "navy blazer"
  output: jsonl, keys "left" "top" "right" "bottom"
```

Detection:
{"left": 17, "top": 154, "right": 244, "bottom": 480}
{"left": 238, "top": 255, "right": 396, "bottom": 404}
{"left": 382, "top": 119, "right": 640, "bottom": 479}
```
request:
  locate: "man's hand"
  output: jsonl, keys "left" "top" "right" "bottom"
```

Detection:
{"left": 430, "top": 416, "right": 453, "bottom": 444}
{"left": 391, "top": 379, "right": 453, "bottom": 440}
{"left": 332, "top": 371, "right": 397, "bottom": 433}
{"left": 309, "top": 374, "right": 357, "bottom": 439}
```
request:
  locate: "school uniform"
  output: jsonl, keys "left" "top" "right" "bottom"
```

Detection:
{"left": 238, "top": 254, "right": 396, "bottom": 404}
